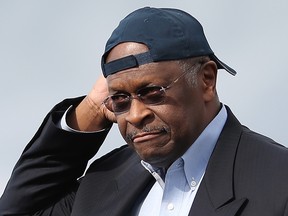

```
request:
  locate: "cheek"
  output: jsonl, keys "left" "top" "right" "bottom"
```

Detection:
{"left": 116, "top": 118, "right": 127, "bottom": 141}
{"left": 157, "top": 98, "right": 204, "bottom": 143}
{"left": 164, "top": 112, "right": 188, "bottom": 138}
{"left": 153, "top": 106, "right": 186, "bottom": 137}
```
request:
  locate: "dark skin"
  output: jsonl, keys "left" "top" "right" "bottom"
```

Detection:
{"left": 67, "top": 42, "right": 221, "bottom": 169}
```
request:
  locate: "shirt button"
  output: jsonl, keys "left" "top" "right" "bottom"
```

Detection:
{"left": 191, "top": 180, "right": 197, "bottom": 187}
{"left": 167, "top": 203, "right": 174, "bottom": 211}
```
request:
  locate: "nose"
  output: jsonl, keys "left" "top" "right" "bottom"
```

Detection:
{"left": 125, "top": 98, "right": 154, "bottom": 126}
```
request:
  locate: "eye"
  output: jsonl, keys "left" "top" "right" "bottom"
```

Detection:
{"left": 138, "top": 86, "right": 163, "bottom": 96}
{"left": 138, "top": 86, "right": 165, "bottom": 104}
{"left": 110, "top": 93, "right": 130, "bottom": 103}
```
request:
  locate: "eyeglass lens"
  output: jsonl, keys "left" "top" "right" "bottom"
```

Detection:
{"left": 105, "top": 86, "right": 166, "bottom": 113}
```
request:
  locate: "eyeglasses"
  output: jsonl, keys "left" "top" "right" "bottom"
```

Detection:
{"left": 103, "top": 66, "right": 198, "bottom": 114}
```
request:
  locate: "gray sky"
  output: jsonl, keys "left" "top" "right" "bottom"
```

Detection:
{"left": 0, "top": 0, "right": 287, "bottom": 194}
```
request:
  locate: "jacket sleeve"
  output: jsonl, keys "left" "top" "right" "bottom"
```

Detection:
{"left": 0, "top": 97, "right": 111, "bottom": 215}
{"left": 284, "top": 200, "right": 288, "bottom": 216}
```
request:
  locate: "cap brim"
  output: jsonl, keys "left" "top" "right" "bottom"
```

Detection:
{"left": 210, "top": 55, "right": 237, "bottom": 76}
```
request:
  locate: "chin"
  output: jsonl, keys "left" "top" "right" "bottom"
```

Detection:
{"left": 137, "top": 150, "right": 175, "bottom": 168}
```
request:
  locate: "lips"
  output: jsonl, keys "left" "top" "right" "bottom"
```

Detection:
{"left": 126, "top": 125, "right": 170, "bottom": 144}
{"left": 132, "top": 131, "right": 164, "bottom": 143}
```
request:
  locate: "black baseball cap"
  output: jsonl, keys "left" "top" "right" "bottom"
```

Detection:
{"left": 101, "top": 7, "right": 236, "bottom": 77}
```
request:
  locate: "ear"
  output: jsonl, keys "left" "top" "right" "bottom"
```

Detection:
{"left": 200, "top": 61, "right": 218, "bottom": 102}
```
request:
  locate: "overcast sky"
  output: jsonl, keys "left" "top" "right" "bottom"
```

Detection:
{"left": 0, "top": 0, "right": 287, "bottom": 195}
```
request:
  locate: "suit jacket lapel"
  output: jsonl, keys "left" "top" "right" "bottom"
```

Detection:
{"left": 72, "top": 147, "right": 154, "bottom": 216}
{"left": 189, "top": 106, "right": 248, "bottom": 216}
{"left": 114, "top": 158, "right": 154, "bottom": 215}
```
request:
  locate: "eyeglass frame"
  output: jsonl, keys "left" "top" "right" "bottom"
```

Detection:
{"left": 102, "top": 62, "right": 203, "bottom": 115}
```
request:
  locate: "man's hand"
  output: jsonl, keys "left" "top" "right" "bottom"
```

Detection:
{"left": 67, "top": 75, "right": 116, "bottom": 132}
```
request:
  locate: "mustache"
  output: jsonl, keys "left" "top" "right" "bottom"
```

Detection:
{"left": 126, "top": 125, "right": 170, "bottom": 142}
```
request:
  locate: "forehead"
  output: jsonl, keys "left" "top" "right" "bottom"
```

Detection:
{"left": 106, "top": 42, "right": 182, "bottom": 91}
{"left": 106, "top": 61, "right": 181, "bottom": 92}
{"left": 106, "top": 42, "right": 149, "bottom": 63}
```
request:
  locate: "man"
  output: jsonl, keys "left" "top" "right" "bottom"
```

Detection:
{"left": 0, "top": 6, "right": 288, "bottom": 216}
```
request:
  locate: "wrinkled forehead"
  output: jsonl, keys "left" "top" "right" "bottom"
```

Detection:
{"left": 106, "top": 58, "right": 183, "bottom": 94}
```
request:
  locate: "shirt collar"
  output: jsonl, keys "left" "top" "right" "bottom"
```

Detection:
{"left": 181, "top": 104, "right": 227, "bottom": 189}
{"left": 141, "top": 105, "right": 227, "bottom": 188}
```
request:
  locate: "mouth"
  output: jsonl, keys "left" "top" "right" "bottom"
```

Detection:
{"left": 127, "top": 126, "right": 169, "bottom": 144}
{"left": 132, "top": 131, "right": 163, "bottom": 143}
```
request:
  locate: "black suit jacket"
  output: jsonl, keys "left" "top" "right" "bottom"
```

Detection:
{"left": 1, "top": 98, "right": 288, "bottom": 216}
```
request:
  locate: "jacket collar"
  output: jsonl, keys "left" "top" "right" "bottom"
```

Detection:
{"left": 190, "top": 106, "right": 248, "bottom": 215}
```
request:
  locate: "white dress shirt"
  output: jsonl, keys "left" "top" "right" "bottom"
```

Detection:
{"left": 136, "top": 105, "right": 227, "bottom": 216}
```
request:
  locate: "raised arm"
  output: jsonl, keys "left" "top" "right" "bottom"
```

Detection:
{"left": 0, "top": 75, "right": 116, "bottom": 215}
